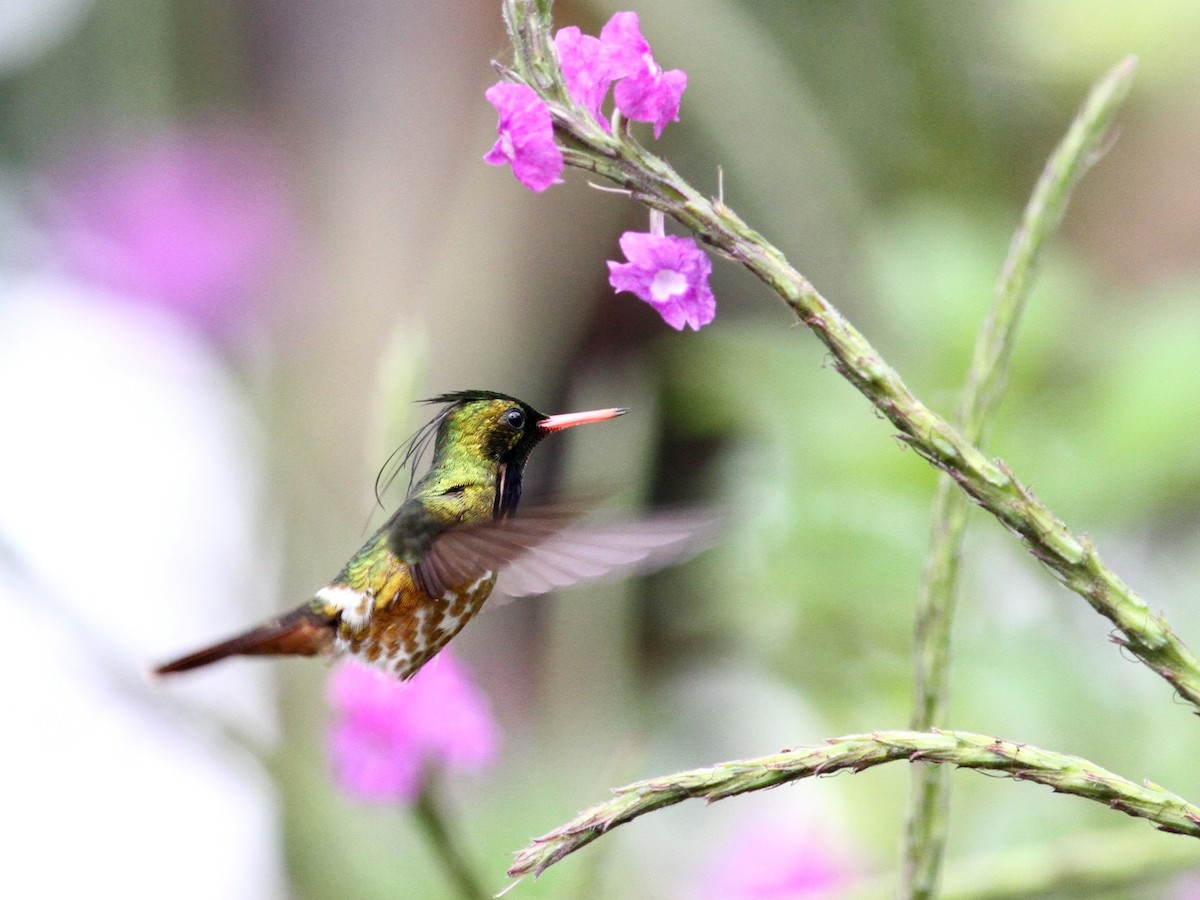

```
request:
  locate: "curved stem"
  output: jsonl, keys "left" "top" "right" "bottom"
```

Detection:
{"left": 507, "top": 730, "right": 1200, "bottom": 881}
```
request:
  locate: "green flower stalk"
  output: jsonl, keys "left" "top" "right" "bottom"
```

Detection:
{"left": 495, "top": 1, "right": 1200, "bottom": 712}
{"left": 903, "top": 54, "right": 1141, "bottom": 900}
{"left": 507, "top": 730, "right": 1200, "bottom": 881}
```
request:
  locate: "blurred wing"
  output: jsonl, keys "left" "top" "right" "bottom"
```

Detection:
{"left": 412, "top": 508, "right": 720, "bottom": 602}
{"left": 411, "top": 506, "right": 582, "bottom": 599}
{"left": 493, "top": 511, "right": 721, "bottom": 599}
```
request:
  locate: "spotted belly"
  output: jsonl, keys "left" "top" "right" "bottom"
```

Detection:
{"left": 320, "top": 570, "right": 497, "bottom": 679}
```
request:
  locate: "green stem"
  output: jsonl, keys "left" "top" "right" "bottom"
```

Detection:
{"left": 901, "top": 57, "right": 1137, "bottom": 899}
{"left": 506, "top": 730, "right": 1200, "bottom": 881}
{"left": 413, "top": 785, "right": 488, "bottom": 900}
{"left": 500, "top": 8, "right": 1200, "bottom": 715}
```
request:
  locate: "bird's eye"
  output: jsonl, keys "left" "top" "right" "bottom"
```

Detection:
{"left": 503, "top": 408, "right": 525, "bottom": 430}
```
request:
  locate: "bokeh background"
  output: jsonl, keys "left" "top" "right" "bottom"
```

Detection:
{"left": 3, "top": 1, "right": 1200, "bottom": 897}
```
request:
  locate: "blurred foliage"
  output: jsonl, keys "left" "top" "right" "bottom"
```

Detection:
{"left": 653, "top": 192, "right": 1200, "bottom": 886}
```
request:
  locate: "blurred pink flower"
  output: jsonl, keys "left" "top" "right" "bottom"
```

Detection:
{"left": 1171, "top": 872, "right": 1200, "bottom": 899}
{"left": 608, "top": 222, "right": 716, "bottom": 331}
{"left": 484, "top": 82, "right": 564, "bottom": 192}
{"left": 41, "top": 125, "right": 292, "bottom": 341}
{"left": 702, "top": 819, "right": 857, "bottom": 898}
{"left": 326, "top": 651, "right": 499, "bottom": 803}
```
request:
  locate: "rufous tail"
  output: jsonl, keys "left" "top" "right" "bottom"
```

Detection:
{"left": 153, "top": 606, "right": 335, "bottom": 675}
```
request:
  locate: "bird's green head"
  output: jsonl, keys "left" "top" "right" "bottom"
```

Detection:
{"left": 427, "top": 390, "right": 626, "bottom": 470}
{"left": 382, "top": 390, "right": 626, "bottom": 516}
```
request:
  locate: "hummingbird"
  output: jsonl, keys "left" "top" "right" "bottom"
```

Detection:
{"left": 154, "top": 390, "right": 704, "bottom": 681}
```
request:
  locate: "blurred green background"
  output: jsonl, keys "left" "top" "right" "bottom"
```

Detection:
{"left": 2, "top": 1, "right": 1200, "bottom": 897}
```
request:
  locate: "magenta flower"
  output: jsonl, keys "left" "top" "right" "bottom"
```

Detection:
{"left": 326, "top": 652, "right": 499, "bottom": 803}
{"left": 554, "top": 11, "right": 686, "bottom": 138}
{"left": 553, "top": 27, "right": 617, "bottom": 127}
{"left": 484, "top": 82, "right": 564, "bottom": 193}
{"left": 599, "top": 12, "right": 687, "bottom": 137}
{"left": 41, "top": 125, "right": 292, "bottom": 341}
{"left": 487, "top": 12, "right": 686, "bottom": 184}
{"left": 608, "top": 222, "right": 716, "bottom": 331}
{"left": 702, "top": 819, "right": 858, "bottom": 898}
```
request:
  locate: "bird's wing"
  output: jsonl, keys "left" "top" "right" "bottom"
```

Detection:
{"left": 412, "top": 506, "right": 720, "bottom": 601}
{"left": 493, "top": 511, "right": 722, "bottom": 599}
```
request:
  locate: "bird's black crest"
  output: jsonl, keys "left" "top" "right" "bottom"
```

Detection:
{"left": 373, "top": 390, "right": 537, "bottom": 507}
{"left": 422, "top": 389, "right": 524, "bottom": 406}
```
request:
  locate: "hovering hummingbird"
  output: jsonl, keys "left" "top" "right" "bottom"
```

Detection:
{"left": 154, "top": 390, "right": 705, "bottom": 681}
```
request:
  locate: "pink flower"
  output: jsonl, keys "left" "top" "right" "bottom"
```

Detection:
{"left": 486, "top": 13, "right": 686, "bottom": 183}
{"left": 608, "top": 220, "right": 716, "bottom": 331}
{"left": 484, "top": 82, "right": 564, "bottom": 192}
{"left": 326, "top": 652, "right": 499, "bottom": 803}
{"left": 555, "top": 11, "right": 687, "bottom": 138}
{"left": 702, "top": 819, "right": 858, "bottom": 898}
{"left": 553, "top": 27, "right": 617, "bottom": 127}
{"left": 613, "top": 66, "right": 687, "bottom": 139}
{"left": 600, "top": 12, "right": 686, "bottom": 137}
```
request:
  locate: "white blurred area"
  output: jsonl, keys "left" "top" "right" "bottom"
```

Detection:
{"left": 0, "top": 273, "right": 285, "bottom": 898}
{"left": 0, "top": 0, "right": 91, "bottom": 74}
